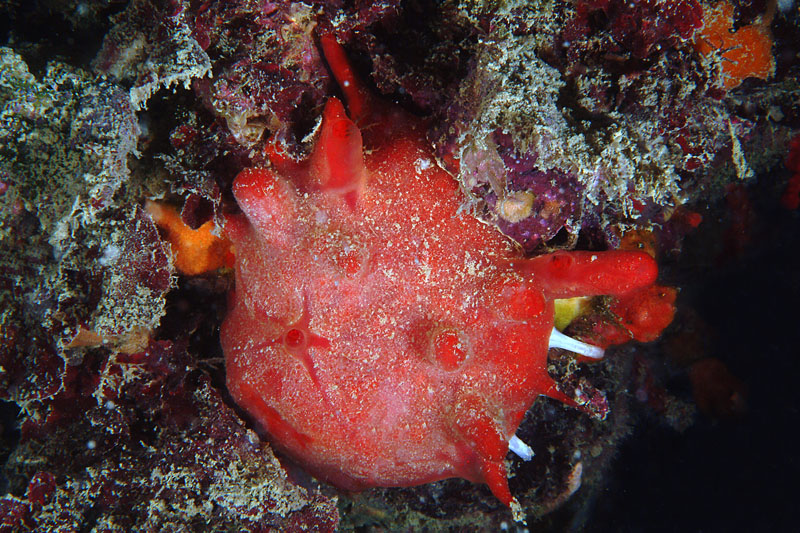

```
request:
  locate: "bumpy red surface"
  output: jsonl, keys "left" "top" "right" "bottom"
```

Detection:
{"left": 221, "top": 37, "right": 657, "bottom": 507}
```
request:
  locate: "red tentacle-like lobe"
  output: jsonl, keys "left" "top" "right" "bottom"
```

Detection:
{"left": 523, "top": 250, "right": 658, "bottom": 299}
{"left": 320, "top": 35, "right": 374, "bottom": 125}
{"left": 309, "top": 98, "right": 367, "bottom": 209}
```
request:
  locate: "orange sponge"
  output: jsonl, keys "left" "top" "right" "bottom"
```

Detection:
{"left": 694, "top": 1, "right": 774, "bottom": 90}
{"left": 146, "top": 201, "right": 233, "bottom": 275}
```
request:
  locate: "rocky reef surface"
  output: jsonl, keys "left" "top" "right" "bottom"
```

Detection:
{"left": 1, "top": 1, "right": 798, "bottom": 531}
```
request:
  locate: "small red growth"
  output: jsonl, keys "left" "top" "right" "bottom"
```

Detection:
{"left": 584, "top": 284, "right": 677, "bottom": 348}
{"left": 781, "top": 175, "right": 800, "bottom": 210}
{"left": 672, "top": 207, "right": 703, "bottom": 230}
{"left": 611, "top": 285, "right": 677, "bottom": 343}
{"left": 689, "top": 358, "right": 747, "bottom": 418}
{"left": 26, "top": 472, "right": 56, "bottom": 507}
{"left": 780, "top": 135, "right": 800, "bottom": 210}
{"left": 719, "top": 184, "right": 756, "bottom": 262}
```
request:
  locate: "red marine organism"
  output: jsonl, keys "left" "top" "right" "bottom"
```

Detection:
{"left": 780, "top": 134, "right": 800, "bottom": 210}
{"left": 609, "top": 284, "right": 678, "bottom": 343}
{"left": 719, "top": 183, "right": 756, "bottom": 263}
{"left": 221, "top": 36, "right": 660, "bottom": 515}
{"left": 689, "top": 358, "right": 747, "bottom": 418}
{"left": 577, "top": 284, "right": 677, "bottom": 349}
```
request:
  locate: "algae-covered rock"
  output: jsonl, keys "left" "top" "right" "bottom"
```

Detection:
{"left": 0, "top": 48, "right": 170, "bottom": 403}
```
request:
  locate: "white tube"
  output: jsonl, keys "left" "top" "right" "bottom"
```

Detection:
{"left": 548, "top": 328, "right": 605, "bottom": 360}
{"left": 509, "top": 435, "right": 534, "bottom": 461}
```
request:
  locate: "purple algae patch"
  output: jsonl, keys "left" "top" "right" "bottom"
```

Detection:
{"left": 484, "top": 133, "right": 584, "bottom": 252}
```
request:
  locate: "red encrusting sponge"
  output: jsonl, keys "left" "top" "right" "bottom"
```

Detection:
{"left": 221, "top": 35, "right": 661, "bottom": 516}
